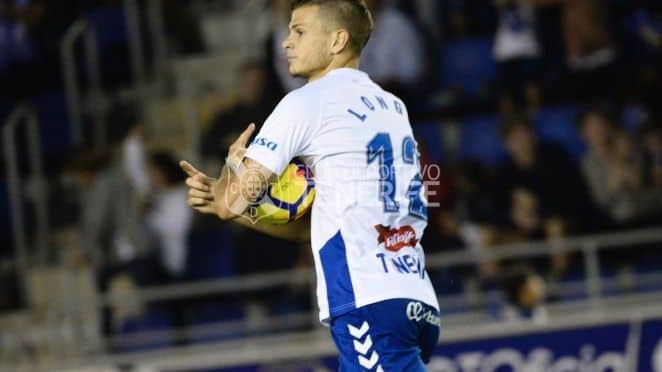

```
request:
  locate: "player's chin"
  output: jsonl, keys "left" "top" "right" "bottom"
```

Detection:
{"left": 289, "top": 65, "right": 307, "bottom": 79}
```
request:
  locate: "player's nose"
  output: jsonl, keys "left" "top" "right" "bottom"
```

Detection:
{"left": 281, "top": 37, "right": 292, "bottom": 50}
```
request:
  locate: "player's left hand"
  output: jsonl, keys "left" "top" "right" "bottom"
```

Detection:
{"left": 180, "top": 160, "right": 218, "bottom": 215}
{"left": 226, "top": 123, "right": 256, "bottom": 171}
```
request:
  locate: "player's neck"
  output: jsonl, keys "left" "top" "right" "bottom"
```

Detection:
{"left": 307, "top": 57, "right": 360, "bottom": 82}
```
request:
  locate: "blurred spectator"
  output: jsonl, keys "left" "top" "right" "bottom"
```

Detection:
{"left": 635, "top": 7, "right": 662, "bottom": 50}
{"left": 0, "top": 1, "right": 36, "bottom": 69}
{"left": 394, "top": 0, "right": 441, "bottom": 41}
{"left": 500, "top": 264, "right": 547, "bottom": 322}
{"left": 361, "top": 0, "right": 424, "bottom": 93}
{"left": 158, "top": 0, "right": 205, "bottom": 55}
{"left": 495, "top": 115, "right": 591, "bottom": 231}
{"left": 640, "top": 118, "right": 662, "bottom": 190}
{"left": 201, "top": 60, "right": 280, "bottom": 161}
{"left": 265, "top": 0, "right": 306, "bottom": 93}
{"left": 559, "top": 0, "right": 621, "bottom": 100}
{"left": 562, "top": 1, "right": 615, "bottom": 68}
{"left": 578, "top": 108, "right": 662, "bottom": 225}
{"left": 68, "top": 149, "right": 151, "bottom": 268}
{"left": 491, "top": 115, "right": 594, "bottom": 277}
{"left": 145, "top": 151, "right": 192, "bottom": 280}
{"left": 440, "top": 1, "right": 496, "bottom": 39}
{"left": 450, "top": 161, "right": 497, "bottom": 227}
{"left": 492, "top": 0, "right": 542, "bottom": 114}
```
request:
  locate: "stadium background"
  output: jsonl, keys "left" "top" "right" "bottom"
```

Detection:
{"left": 0, "top": 0, "right": 660, "bottom": 370}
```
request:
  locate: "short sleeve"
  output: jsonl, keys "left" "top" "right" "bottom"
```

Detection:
{"left": 244, "top": 91, "right": 316, "bottom": 175}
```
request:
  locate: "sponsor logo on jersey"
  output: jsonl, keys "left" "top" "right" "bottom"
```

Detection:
{"left": 374, "top": 224, "right": 418, "bottom": 252}
{"left": 252, "top": 137, "right": 278, "bottom": 151}
{"left": 406, "top": 301, "right": 440, "bottom": 326}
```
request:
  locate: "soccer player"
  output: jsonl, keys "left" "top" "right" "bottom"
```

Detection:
{"left": 181, "top": 1, "right": 440, "bottom": 370}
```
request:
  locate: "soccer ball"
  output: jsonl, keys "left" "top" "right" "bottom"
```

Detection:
{"left": 249, "top": 160, "right": 315, "bottom": 224}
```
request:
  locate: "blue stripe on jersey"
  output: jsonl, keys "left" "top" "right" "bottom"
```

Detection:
{"left": 320, "top": 231, "right": 356, "bottom": 317}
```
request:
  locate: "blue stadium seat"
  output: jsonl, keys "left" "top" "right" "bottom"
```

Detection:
{"left": 118, "top": 308, "right": 173, "bottom": 351}
{"left": 533, "top": 105, "right": 585, "bottom": 160}
{"left": 30, "top": 92, "right": 70, "bottom": 157}
{"left": 187, "top": 227, "right": 237, "bottom": 280}
{"left": 87, "top": 6, "right": 128, "bottom": 50}
{"left": 621, "top": 104, "right": 648, "bottom": 134}
{"left": 439, "top": 37, "right": 496, "bottom": 97}
{"left": 413, "top": 122, "right": 444, "bottom": 164}
{"left": 458, "top": 115, "right": 506, "bottom": 167}
{"left": 188, "top": 301, "right": 245, "bottom": 343}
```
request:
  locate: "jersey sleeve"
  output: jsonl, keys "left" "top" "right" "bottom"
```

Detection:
{"left": 244, "top": 91, "right": 316, "bottom": 175}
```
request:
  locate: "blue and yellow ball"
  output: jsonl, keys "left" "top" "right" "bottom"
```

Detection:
{"left": 250, "top": 160, "right": 315, "bottom": 224}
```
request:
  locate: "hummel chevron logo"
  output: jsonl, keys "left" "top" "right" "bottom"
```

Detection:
{"left": 347, "top": 321, "right": 369, "bottom": 338}
{"left": 353, "top": 335, "right": 373, "bottom": 355}
{"left": 348, "top": 321, "right": 383, "bottom": 370}
{"left": 358, "top": 351, "right": 380, "bottom": 369}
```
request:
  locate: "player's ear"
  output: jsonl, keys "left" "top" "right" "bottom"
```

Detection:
{"left": 330, "top": 29, "right": 350, "bottom": 55}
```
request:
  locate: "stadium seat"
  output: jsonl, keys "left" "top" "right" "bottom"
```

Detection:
{"left": 187, "top": 300, "right": 245, "bottom": 343}
{"left": 413, "top": 122, "right": 444, "bottom": 164}
{"left": 30, "top": 92, "right": 70, "bottom": 158}
{"left": 533, "top": 105, "right": 585, "bottom": 160}
{"left": 87, "top": 6, "right": 127, "bottom": 50}
{"left": 457, "top": 115, "right": 506, "bottom": 167}
{"left": 118, "top": 308, "right": 174, "bottom": 351}
{"left": 621, "top": 104, "right": 649, "bottom": 134}
{"left": 187, "top": 227, "right": 237, "bottom": 280}
{"left": 438, "top": 37, "right": 496, "bottom": 97}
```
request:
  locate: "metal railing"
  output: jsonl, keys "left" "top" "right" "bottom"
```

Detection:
{"left": 1, "top": 219, "right": 660, "bottom": 369}
{"left": 2, "top": 105, "right": 50, "bottom": 287}
{"left": 97, "top": 227, "right": 662, "bottom": 307}
{"left": 21, "top": 297, "right": 662, "bottom": 372}
{"left": 83, "top": 227, "right": 661, "bottom": 350}
{"left": 124, "top": 0, "right": 168, "bottom": 98}
{"left": 60, "top": 19, "right": 107, "bottom": 148}
{"left": 124, "top": 0, "right": 147, "bottom": 98}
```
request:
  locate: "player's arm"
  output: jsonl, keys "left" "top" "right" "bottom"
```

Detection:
{"left": 180, "top": 160, "right": 310, "bottom": 243}
{"left": 183, "top": 123, "right": 267, "bottom": 220}
{"left": 233, "top": 211, "right": 311, "bottom": 243}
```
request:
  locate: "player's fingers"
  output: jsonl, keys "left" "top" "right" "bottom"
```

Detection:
{"left": 192, "top": 173, "right": 214, "bottom": 187}
{"left": 189, "top": 188, "right": 214, "bottom": 200}
{"left": 188, "top": 196, "right": 210, "bottom": 207}
{"left": 186, "top": 177, "right": 210, "bottom": 192}
{"left": 180, "top": 160, "right": 202, "bottom": 177}
{"left": 234, "top": 123, "right": 256, "bottom": 148}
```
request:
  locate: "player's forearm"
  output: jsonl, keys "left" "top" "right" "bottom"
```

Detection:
{"left": 212, "top": 164, "right": 241, "bottom": 220}
{"left": 232, "top": 213, "right": 311, "bottom": 244}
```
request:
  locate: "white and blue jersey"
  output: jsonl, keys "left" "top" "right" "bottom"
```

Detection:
{"left": 245, "top": 68, "right": 439, "bottom": 325}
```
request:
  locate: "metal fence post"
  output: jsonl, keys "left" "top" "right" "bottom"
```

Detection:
{"left": 3, "top": 105, "right": 50, "bottom": 286}
{"left": 124, "top": 0, "right": 147, "bottom": 91}
{"left": 147, "top": 0, "right": 168, "bottom": 95}
{"left": 25, "top": 110, "right": 50, "bottom": 265}
{"left": 83, "top": 26, "right": 107, "bottom": 150}
{"left": 583, "top": 241, "right": 603, "bottom": 307}
{"left": 61, "top": 20, "right": 88, "bottom": 146}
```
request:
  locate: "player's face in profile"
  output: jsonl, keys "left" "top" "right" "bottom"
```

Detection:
{"left": 282, "top": 5, "right": 334, "bottom": 80}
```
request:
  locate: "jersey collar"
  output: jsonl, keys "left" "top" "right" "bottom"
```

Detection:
{"left": 326, "top": 67, "right": 370, "bottom": 80}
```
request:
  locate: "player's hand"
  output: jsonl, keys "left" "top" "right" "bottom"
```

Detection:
{"left": 226, "top": 123, "right": 256, "bottom": 170}
{"left": 180, "top": 160, "right": 218, "bottom": 215}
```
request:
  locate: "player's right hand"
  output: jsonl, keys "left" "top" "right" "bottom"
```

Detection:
{"left": 180, "top": 160, "right": 218, "bottom": 215}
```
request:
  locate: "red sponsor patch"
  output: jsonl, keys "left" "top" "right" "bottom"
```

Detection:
{"left": 374, "top": 224, "right": 418, "bottom": 252}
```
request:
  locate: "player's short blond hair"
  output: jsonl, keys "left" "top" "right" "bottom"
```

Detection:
{"left": 291, "top": 0, "right": 374, "bottom": 57}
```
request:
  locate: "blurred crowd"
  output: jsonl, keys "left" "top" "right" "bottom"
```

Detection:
{"left": 0, "top": 0, "right": 661, "bottom": 343}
